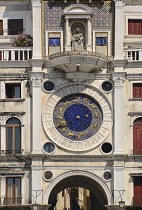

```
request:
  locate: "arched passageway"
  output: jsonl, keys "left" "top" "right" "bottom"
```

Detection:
{"left": 48, "top": 175, "right": 108, "bottom": 210}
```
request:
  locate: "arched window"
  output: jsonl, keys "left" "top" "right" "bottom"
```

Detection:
{"left": 6, "top": 118, "right": 21, "bottom": 154}
{"left": 133, "top": 118, "right": 142, "bottom": 155}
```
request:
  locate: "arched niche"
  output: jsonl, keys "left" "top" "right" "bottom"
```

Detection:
{"left": 64, "top": 4, "right": 92, "bottom": 51}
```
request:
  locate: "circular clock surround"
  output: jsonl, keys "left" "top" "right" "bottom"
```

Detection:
{"left": 42, "top": 84, "right": 112, "bottom": 152}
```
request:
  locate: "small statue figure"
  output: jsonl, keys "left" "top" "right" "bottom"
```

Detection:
{"left": 72, "top": 28, "right": 84, "bottom": 51}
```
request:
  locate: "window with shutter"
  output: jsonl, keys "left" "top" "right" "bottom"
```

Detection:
{"left": 128, "top": 19, "right": 142, "bottom": 35}
{"left": 133, "top": 118, "right": 142, "bottom": 155}
{"left": 134, "top": 177, "right": 142, "bottom": 205}
{"left": 6, "top": 83, "right": 21, "bottom": 98}
{"left": 8, "top": 19, "right": 23, "bottom": 35}
{"left": 6, "top": 177, "right": 21, "bottom": 204}
{"left": 133, "top": 83, "right": 142, "bottom": 98}
{"left": 6, "top": 118, "right": 21, "bottom": 154}
{"left": 0, "top": 20, "right": 3, "bottom": 35}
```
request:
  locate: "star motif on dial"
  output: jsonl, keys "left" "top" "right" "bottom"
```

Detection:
{"left": 53, "top": 94, "right": 103, "bottom": 141}
{"left": 64, "top": 104, "right": 92, "bottom": 131}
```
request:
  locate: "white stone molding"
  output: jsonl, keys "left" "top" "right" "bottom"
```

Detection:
{"left": 64, "top": 4, "right": 92, "bottom": 15}
{"left": 112, "top": 73, "right": 125, "bottom": 154}
{"left": 42, "top": 83, "right": 113, "bottom": 152}
{"left": 43, "top": 170, "right": 112, "bottom": 205}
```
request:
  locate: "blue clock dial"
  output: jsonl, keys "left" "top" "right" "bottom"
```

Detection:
{"left": 53, "top": 93, "right": 103, "bottom": 141}
{"left": 64, "top": 104, "right": 92, "bottom": 132}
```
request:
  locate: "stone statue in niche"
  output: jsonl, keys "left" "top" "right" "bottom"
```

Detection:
{"left": 72, "top": 28, "right": 84, "bottom": 51}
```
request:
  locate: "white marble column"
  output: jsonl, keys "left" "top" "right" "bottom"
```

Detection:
{"left": 31, "top": 0, "right": 42, "bottom": 59}
{"left": 65, "top": 18, "right": 70, "bottom": 51}
{"left": 3, "top": 19, "right": 7, "bottom": 36}
{"left": 113, "top": 161, "right": 125, "bottom": 205}
{"left": 1, "top": 177, "right": 6, "bottom": 204}
{"left": 30, "top": 72, "right": 44, "bottom": 154}
{"left": 114, "top": 0, "right": 125, "bottom": 59}
{"left": 112, "top": 73, "right": 125, "bottom": 154}
{"left": 0, "top": 116, "right": 6, "bottom": 153}
{"left": 87, "top": 18, "right": 92, "bottom": 51}
{"left": 31, "top": 159, "right": 43, "bottom": 204}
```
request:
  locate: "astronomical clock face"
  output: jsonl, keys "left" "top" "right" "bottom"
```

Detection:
{"left": 42, "top": 84, "right": 112, "bottom": 152}
{"left": 53, "top": 94, "right": 103, "bottom": 141}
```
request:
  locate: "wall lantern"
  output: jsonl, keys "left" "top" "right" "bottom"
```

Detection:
{"left": 118, "top": 200, "right": 125, "bottom": 208}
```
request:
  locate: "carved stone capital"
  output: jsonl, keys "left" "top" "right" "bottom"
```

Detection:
{"left": 31, "top": 0, "right": 42, "bottom": 7}
{"left": 0, "top": 116, "right": 6, "bottom": 125}
{"left": 112, "top": 73, "right": 126, "bottom": 87}
{"left": 114, "top": 0, "right": 125, "bottom": 7}
{"left": 114, "top": 78, "right": 125, "bottom": 86}
{"left": 30, "top": 72, "right": 44, "bottom": 87}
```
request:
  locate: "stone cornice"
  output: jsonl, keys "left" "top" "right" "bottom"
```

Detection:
{"left": 0, "top": 61, "right": 31, "bottom": 68}
{"left": 0, "top": 99, "right": 25, "bottom": 102}
{"left": 110, "top": 59, "right": 127, "bottom": 67}
{"left": 128, "top": 112, "right": 142, "bottom": 116}
{"left": 126, "top": 74, "right": 142, "bottom": 80}
{"left": 43, "top": 155, "right": 128, "bottom": 162}
{"left": 0, "top": 73, "right": 29, "bottom": 80}
{"left": 0, "top": 112, "right": 25, "bottom": 116}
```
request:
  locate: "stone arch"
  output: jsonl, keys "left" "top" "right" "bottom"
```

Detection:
{"left": 43, "top": 170, "right": 112, "bottom": 206}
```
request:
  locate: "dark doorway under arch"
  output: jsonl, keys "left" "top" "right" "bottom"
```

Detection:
{"left": 48, "top": 175, "right": 108, "bottom": 210}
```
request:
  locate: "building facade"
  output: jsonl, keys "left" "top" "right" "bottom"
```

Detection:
{"left": 0, "top": 0, "right": 142, "bottom": 209}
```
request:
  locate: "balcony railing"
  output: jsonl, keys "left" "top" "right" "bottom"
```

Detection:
{"left": 0, "top": 197, "right": 22, "bottom": 205}
{"left": 124, "top": 49, "right": 142, "bottom": 61}
{"left": 0, "top": 48, "right": 32, "bottom": 61}
{"left": 0, "top": 149, "right": 23, "bottom": 155}
{"left": 133, "top": 197, "right": 142, "bottom": 205}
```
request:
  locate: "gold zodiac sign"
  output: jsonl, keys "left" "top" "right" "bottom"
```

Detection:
{"left": 72, "top": 99, "right": 79, "bottom": 103}
{"left": 57, "top": 120, "right": 67, "bottom": 128}
{"left": 94, "top": 112, "right": 100, "bottom": 117}
{"left": 67, "top": 133, "right": 75, "bottom": 137}
{"left": 56, "top": 116, "right": 62, "bottom": 120}
{"left": 61, "top": 128, "right": 66, "bottom": 132}
{"left": 82, "top": 98, "right": 89, "bottom": 102}
{"left": 77, "top": 131, "right": 88, "bottom": 140}
{"left": 59, "top": 107, "right": 63, "bottom": 115}
{"left": 91, "top": 123, "right": 98, "bottom": 129}
{"left": 63, "top": 101, "right": 69, "bottom": 106}
{"left": 89, "top": 104, "right": 97, "bottom": 109}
